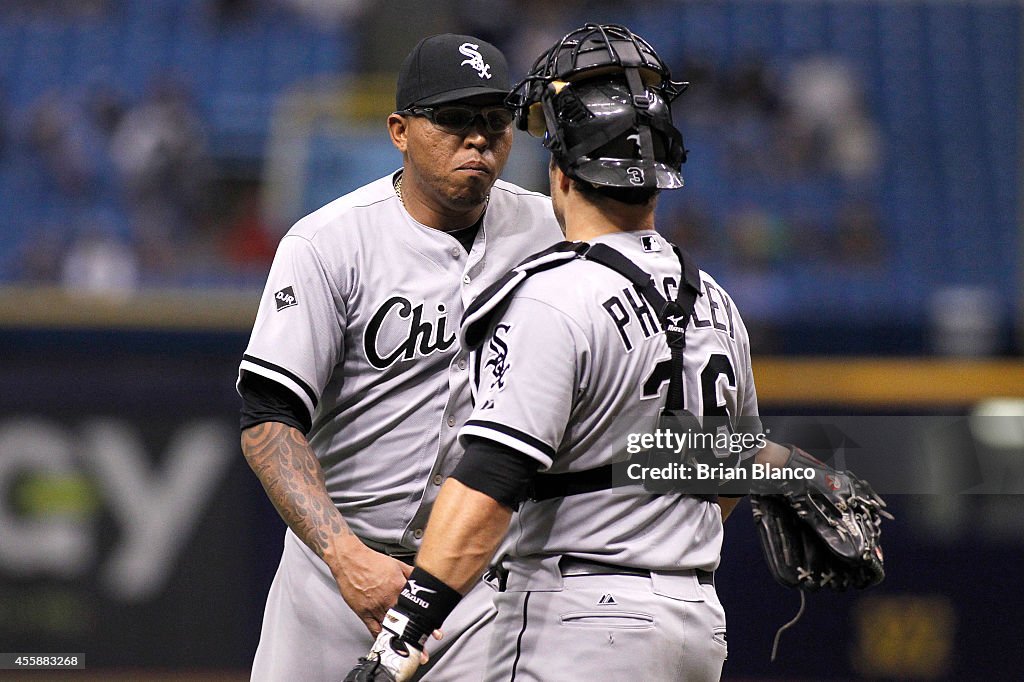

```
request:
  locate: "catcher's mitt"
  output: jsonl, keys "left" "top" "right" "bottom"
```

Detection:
{"left": 750, "top": 446, "right": 892, "bottom": 591}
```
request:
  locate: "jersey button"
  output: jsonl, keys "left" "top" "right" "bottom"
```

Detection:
{"left": 462, "top": 275, "right": 471, "bottom": 284}
{"left": 433, "top": 474, "right": 443, "bottom": 486}
{"left": 446, "top": 416, "right": 456, "bottom": 427}
{"left": 457, "top": 359, "right": 467, "bottom": 370}
{"left": 451, "top": 247, "right": 461, "bottom": 258}
{"left": 413, "top": 529, "right": 424, "bottom": 539}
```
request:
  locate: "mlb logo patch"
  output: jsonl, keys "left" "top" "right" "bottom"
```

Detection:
{"left": 274, "top": 286, "right": 298, "bottom": 311}
{"left": 640, "top": 235, "right": 662, "bottom": 252}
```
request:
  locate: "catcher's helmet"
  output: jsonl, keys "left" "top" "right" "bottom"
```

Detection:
{"left": 508, "top": 24, "right": 688, "bottom": 190}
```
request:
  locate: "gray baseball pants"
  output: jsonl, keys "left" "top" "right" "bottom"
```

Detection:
{"left": 250, "top": 529, "right": 495, "bottom": 681}
{"left": 483, "top": 556, "right": 728, "bottom": 682}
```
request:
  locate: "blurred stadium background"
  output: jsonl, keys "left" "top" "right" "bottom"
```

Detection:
{"left": 0, "top": 0, "right": 1020, "bottom": 679}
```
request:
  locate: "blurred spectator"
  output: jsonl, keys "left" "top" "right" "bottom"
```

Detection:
{"left": 676, "top": 57, "right": 722, "bottom": 125}
{"left": 213, "top": 0, "right": 260, "bottom": 23}
{"left": 722, "top": 55, "right": 781, "bottom": 118}
{"left": 353, "top": 1, "right": 454, "bottom": 72}
{"left": 24, "top": 93, "right": 100, "bottom": 198}
{"left": 83, "top": 81, "right": 126, "bottom": 142}
{"left": 110, "top": 77, "right": 214, "bottom": 274}
{"left": 15, "top": 223, "right": 67, "bottom": 283}
{"left": 725, "top": 205, "right": 792, "bottom": 271}
{"left": 773, "top": 109, "right": 827, "bottom": 177}
{"left": 929, "top": 286, "right": 1002, "bottom": 356}
{"left": 834, "top": 199, "right": 884, "bottom": 265}
{"left": 61, "top": 227, "right": 139, "bottom": 296}
{"left": 782, "top": 56, "right": 881, "bottom": 182}
{"left": 219, "top": 186, "right": 278, "bottom": 271}
{"left": 660, "top": 200, "right": 718, "bottom": 262}
{"left": 502, "top": 0, "right": 581, "bottom": 77}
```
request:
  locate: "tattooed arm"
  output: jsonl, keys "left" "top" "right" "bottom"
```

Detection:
{"left": 241, "top": 422, "right": 413, "bottom": 635}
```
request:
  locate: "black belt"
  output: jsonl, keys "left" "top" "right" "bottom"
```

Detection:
{"left": 363, "top": 542, "right": 416, "bottom": 566}
{"left": 389, "top": 553, "right": 416, "bottom": 566}
{"left": 559, "top": 557, "right": 714, "bottom": 586}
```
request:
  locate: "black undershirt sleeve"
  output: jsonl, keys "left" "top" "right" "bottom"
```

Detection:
{"left": 450, "top": 437, "right": 540, "bottom": 509}
{"left": 239, "top": 370, "right": 311, "bottom": 435}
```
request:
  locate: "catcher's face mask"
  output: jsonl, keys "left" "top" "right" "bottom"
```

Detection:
{"left": 542, "top": 78, "right": 686, "bottom": 190}
{"left": 507, "top": 23, "right": 689, "bottom": 190}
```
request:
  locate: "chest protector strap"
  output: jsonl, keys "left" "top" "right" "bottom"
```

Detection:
{"left": 460, "top": 238, "right": 711, "bottom": 502}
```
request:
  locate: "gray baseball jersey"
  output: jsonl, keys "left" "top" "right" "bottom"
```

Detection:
{"left": 459, "top": 230, "right": 760, "bottom": 572}
{"left": 238, "top": 171, "right": 561, "bottom": 682}
{"left": 239, "top": 172, "right": 561, "bottom": 550}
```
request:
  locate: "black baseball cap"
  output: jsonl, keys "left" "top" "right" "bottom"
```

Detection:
{"left": 396, "top": 34, "right": 510, "bottom": 111}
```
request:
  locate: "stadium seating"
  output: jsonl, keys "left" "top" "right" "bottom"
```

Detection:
{"left": 0, "top": 1, "right": 1016, "bottom": 342}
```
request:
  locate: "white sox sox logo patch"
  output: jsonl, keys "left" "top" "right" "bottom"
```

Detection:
{"left": 485, "top": 324, "right": 512, "bottom": 391}
{"left": 459, "top": 42, "right": 492, "bottom": 79}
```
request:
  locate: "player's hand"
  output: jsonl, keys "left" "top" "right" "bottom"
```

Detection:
{"left": 343, "top": 629, "right": 439, "bottom": 682}
{"left": 329, "top": 539, "right": 414, "bottom": 636}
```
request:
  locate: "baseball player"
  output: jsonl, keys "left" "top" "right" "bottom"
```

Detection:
{"left": 237, "top": 34, "right": 562, "bottom": 681}
{"left": 344, "top": 24, "right": 766, "bottom": 682}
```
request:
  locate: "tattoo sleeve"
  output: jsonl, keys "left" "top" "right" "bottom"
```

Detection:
{"left": 241, "top": 421, "right": 352, "bottom": 560}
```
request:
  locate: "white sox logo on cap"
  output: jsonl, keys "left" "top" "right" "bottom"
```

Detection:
{"left": 459, "top": 42, "right": 492, "bottom": 79}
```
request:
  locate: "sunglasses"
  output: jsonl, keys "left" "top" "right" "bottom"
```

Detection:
{"left": 399, "top": 105, "right": 514, "bottom": 135}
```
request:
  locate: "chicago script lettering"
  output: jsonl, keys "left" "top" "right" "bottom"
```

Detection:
{"left": 364, "top": 296, "right": 457, "bottom": 369}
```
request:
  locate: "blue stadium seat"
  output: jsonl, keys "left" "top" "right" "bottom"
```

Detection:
{"left": 169, "top": 22, "right": 216, "bottom": 94}
{"left": 730, "top": 1, "right": 782, "bottom": 54}
{"left": 0, "top": 0, "right": 1016, "bottom": 305}
{"left": 779, "top": 0, "right": 828, "bottom": 54}
{"left": 12, "top": 20, "right": 68, "bottom": 105}
{"left": 0, "top": 22, "right": 21, "bottom": 92}
{"left": 678, "top": 2, "right": 732, "bottom": 61}
{"left": 216, "top": 26, "right": 269, "bottom": 95}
